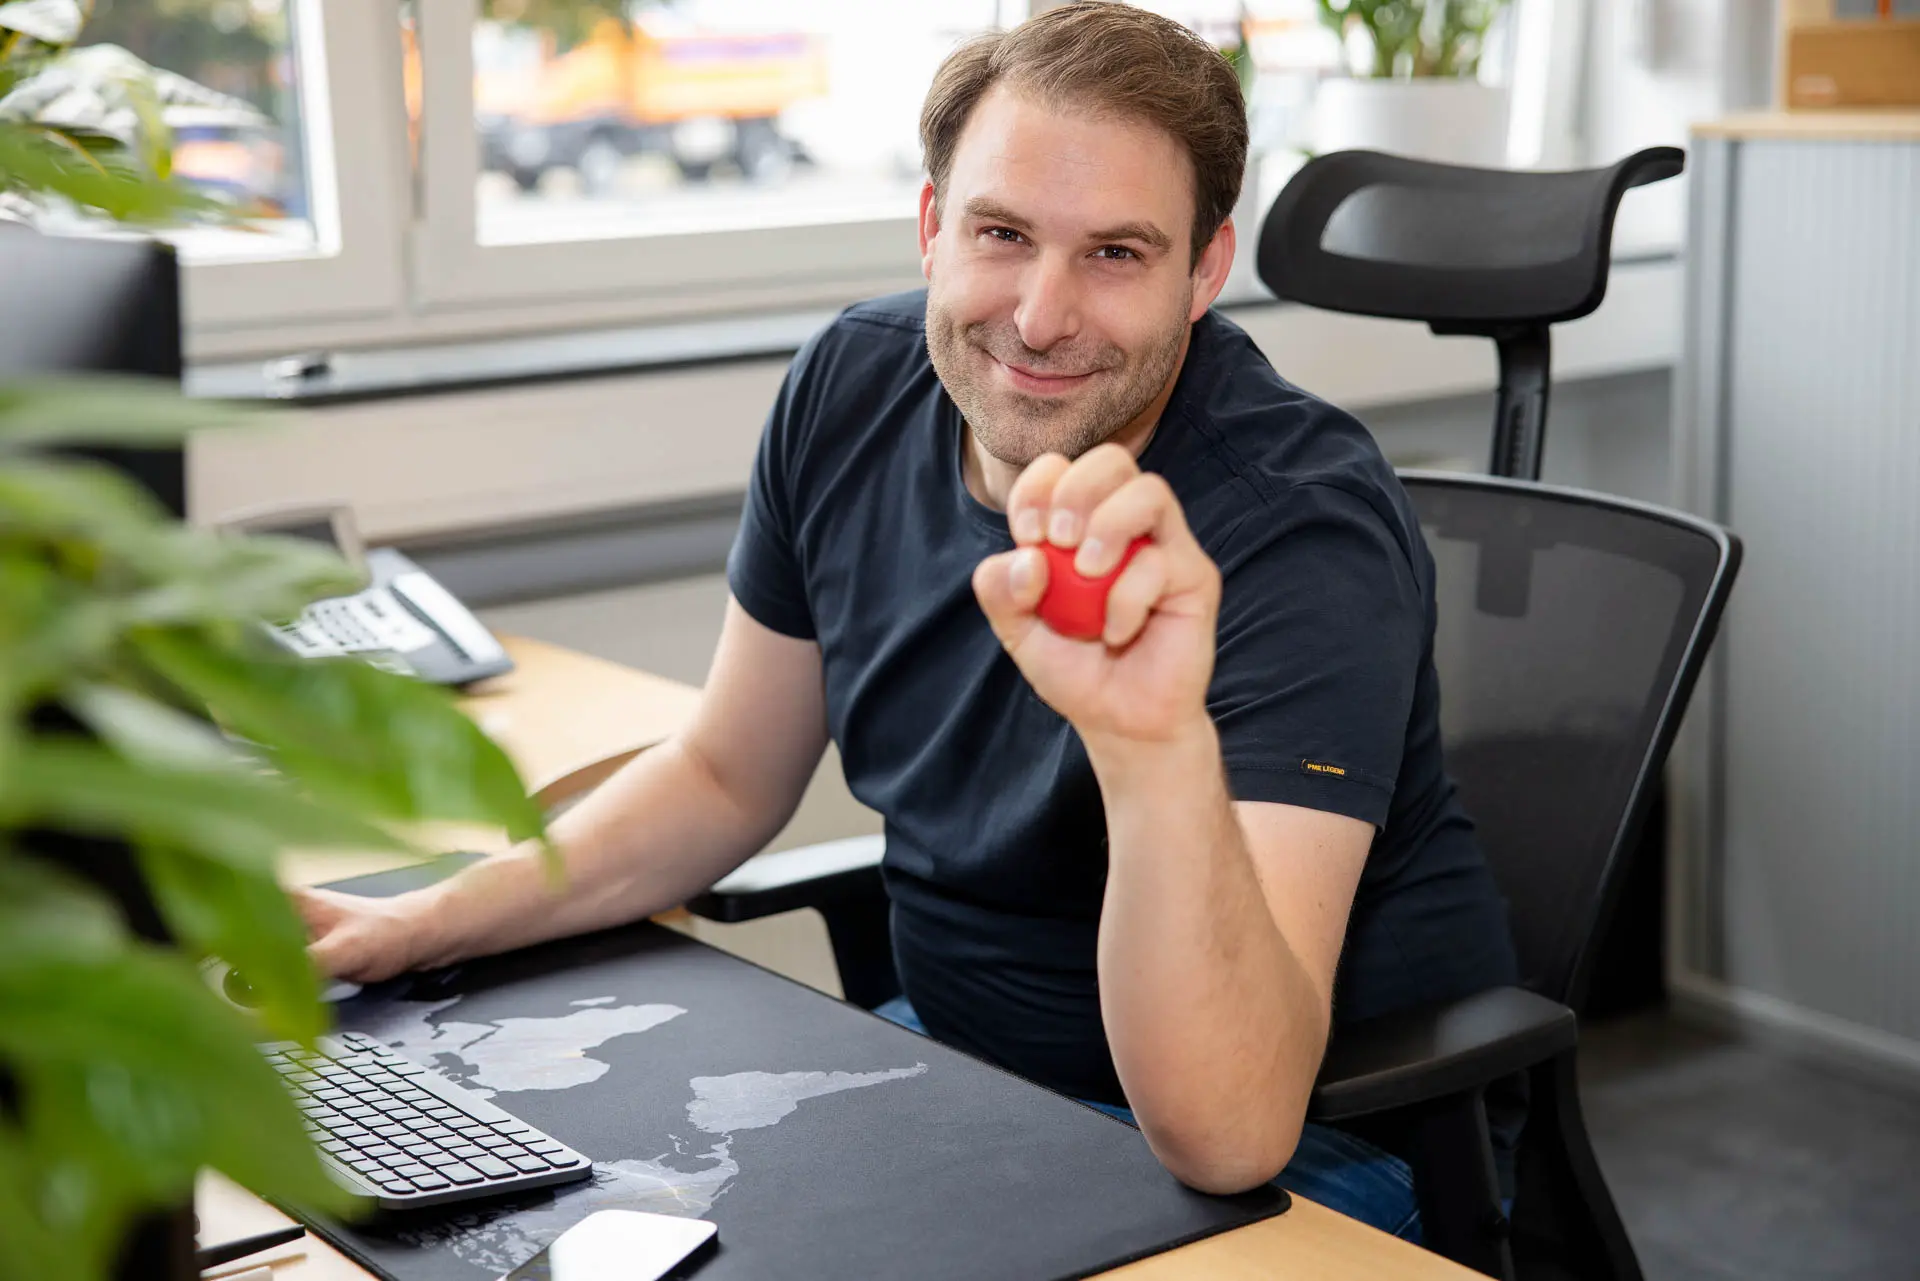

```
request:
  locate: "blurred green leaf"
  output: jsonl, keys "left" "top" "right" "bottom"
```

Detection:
{"left": 0, "top": 737, "right": 417, "bottom": 870}
{"left": 64, "top": 680, "right": 250, "bottom": 772}
{"left": 0, "top": 553, "right": 122, "bottom": 715}
{"left": 0, "top": 937, "right": 356, "bottom": 1224}
{"left": 0, "top": 375, "right": 260, "bottom": 450}
{"left": 138, "top": 631, "right": 548, "bottom": 844}
{"left": 139, "top": 841, "right": 325, "bottom": 1042}
{"left": 0, "top": 117, "right": 220, "bottom": 222}
{"left": 118, "top": 536, "right": 362, "bottom": 627}
{"left": 0, "top": 1122, "right": 69, "bottom": 1281}
{"left": 0, "top": 851, "right": 124, "bottom": 957}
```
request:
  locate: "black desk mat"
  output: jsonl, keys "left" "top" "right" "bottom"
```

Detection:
{"left": 303, "top": 862, "right": 1288, "bottom": 1281}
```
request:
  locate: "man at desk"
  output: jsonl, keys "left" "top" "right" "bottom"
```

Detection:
{"left": 299, "top": 2, "right": 1517, "bottom": 1245}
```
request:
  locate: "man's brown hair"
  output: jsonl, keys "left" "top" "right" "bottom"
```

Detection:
{"left": 919, "top": 2, "right": 1249, "bottom": 267}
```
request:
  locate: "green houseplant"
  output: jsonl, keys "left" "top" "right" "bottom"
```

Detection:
{"left": 1309, "top": 0, "right": 1514, "bottom": 167}
{"left": 0, "top": 383, "right": 552, "bottom": 1281}
{"left": 0, "top": 0, "right": 240, "bottom": 227}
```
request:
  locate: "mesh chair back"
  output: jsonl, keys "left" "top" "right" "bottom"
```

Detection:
{"left": 1405, "top": 474, "right": 1739, "bottom": 1007}
{"left": 1257, "top": 148, "right": 1683, "bottom": 333}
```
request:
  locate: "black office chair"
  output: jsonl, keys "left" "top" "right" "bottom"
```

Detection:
{"left": 690, "top": 149, "right": 1741, "bottom": 1279}
{"left": 1305, "top": 473, "right": 1739, "bottom": 1279}
{"left": 1257, "top": 147, "right": 1684, "bottom": 480}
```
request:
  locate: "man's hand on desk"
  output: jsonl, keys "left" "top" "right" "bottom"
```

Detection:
{"left": 296, "top": 885, "right": 435, "bottom": 982}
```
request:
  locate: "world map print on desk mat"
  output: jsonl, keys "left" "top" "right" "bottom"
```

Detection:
{"left": 306, "top": 868, "right": 1287, "bottom": 1281}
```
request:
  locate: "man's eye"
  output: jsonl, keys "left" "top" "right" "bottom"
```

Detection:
{"left": 984, "top": 227, "right": 1025, "bottom": 244}
{"left": 1093, "top": 245, "right": 1138, "bottom": 262}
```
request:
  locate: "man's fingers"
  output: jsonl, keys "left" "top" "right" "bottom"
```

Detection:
{"left": 1004, "top": 453, "right": 1071, "bottom": 546}
{"left": 1076, "top": 472, "right": 1198, "bottom": 578}
{"left": 1044, "top": 443, "right": 1139, "bottom": 549}
{"left": 290, "top": 885, "right": 338, "bottom": 933}
{"left": 1102, "top": 545, "right": 1170, "bottom": 647}
{"left": 972, "top": 547, "right": 1047, "bottom": 648}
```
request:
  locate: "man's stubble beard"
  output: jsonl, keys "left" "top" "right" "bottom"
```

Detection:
{"left": 925, "top": 284, "right": 1192, "bottom": 470}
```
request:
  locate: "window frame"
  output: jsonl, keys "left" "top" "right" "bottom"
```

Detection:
{"left": 406, "top": 0, "right": 932, "bottom": 322}
{"left": 181, "top": 0, "right": 408, "bottom": 342}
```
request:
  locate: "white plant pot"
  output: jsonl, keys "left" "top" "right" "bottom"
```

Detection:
{"left": 1311, "top": 79, "right": 1512, "bottom": 168}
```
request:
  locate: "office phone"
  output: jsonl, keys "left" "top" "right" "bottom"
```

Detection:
{"left": 217, "top": 503, "right": 513, "bottom": 686}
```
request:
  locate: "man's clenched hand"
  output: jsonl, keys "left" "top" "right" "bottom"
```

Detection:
{"left": 972, "top": 444, "right": 1221, "bottom": 750}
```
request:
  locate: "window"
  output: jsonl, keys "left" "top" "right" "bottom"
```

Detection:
{"left": 159, "top": 0, "right": 1579, "bottom": 360}
{"left": 472, "top": 2, "right": 1015, "bottom": 247}
{"left": 68, "top": 0, "right": 316, "bottom": 261}
{"left": 403, "top": 0, "right": 1014, "bottom": 321}
{"left": 51, "top": 1, "right": 405, "bottom": 349}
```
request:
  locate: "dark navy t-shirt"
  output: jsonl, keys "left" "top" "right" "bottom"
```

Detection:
{"left": 728, "top": 290, "right": 1518, "bottom": 1106}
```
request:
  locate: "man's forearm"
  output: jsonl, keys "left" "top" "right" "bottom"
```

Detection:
{"left": 1088, "top": 718, "right": 1327, "bottom": 1193}
{"left": 410, "top": 735, "right": 780, "bottom": 968}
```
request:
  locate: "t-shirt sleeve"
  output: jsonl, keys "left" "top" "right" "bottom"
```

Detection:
{"left": 1207, "top": 482, "right": 1426, "bottom": 828}
{"left": 726, "top": 338, "right": 820, "bottom": 641}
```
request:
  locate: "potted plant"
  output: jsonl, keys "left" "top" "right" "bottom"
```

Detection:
{"left": 1310, "top": 0, "right": 1513, "bottom": 167}
{"left": 1, "top": 11, "right": 556, "bottom": 1281}
{"left": 0, "top": 383, "right": 553, "bottom": 1281}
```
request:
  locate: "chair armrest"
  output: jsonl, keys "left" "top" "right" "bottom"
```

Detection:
{"left": 1308, "top": 986, "right": 1576, "bottom": 1122}
{"left": 686, "top": 834, "right": 885, "bottom": 924}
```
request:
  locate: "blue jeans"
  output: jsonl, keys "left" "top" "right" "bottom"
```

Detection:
{"left": 872, "top": 995, "right": 1421, "bottom": 1242}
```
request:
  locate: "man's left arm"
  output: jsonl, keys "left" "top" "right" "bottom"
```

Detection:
{"left": 1093, "top": 727, "right": 1369, "bottom": 1193}
{"left": 973, "top": 443, "right": 1387, "bottom": 1194}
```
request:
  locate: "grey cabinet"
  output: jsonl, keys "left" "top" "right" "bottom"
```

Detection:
{"left": 1673, "top": 114, "right": 1920, "bottom": 1069}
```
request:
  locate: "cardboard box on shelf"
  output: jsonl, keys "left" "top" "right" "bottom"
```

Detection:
{"left": 1778, "top": 1, "right": 1920, "bottom": 108}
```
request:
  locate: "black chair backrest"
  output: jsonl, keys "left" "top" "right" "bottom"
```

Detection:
{"left": 1256, "top": 147, "right": 1683, "bottom": 335}
{"left": 1404, "top": 473, "right": 1740, "bottom": 1008}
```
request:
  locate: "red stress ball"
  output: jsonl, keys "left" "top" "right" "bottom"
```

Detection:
{"left": 1036, "top": 537, "right": 1150, "bottom": 641}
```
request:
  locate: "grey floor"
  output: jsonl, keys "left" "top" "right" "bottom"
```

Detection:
{"left": 1579, "top": 1012, "right": 1920, "bottom": 1281}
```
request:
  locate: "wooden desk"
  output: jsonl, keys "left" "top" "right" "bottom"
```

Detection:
{"left": 209, "top": 635, "right": 1472, "bottom": 1281}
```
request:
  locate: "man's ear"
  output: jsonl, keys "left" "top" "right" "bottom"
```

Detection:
{"left": 1188, "top": 216, "right": 1238, "bottom": 321}
{"left": 918, "top": 180, "right": 940, "bottom": 280}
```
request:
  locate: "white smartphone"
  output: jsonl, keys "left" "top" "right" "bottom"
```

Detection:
{"left": 501, "top": 1210, "right": 718, "bottom": 1281}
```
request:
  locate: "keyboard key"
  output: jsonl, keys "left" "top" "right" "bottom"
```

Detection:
{"left": 319, "top": 1139, "right": 355, "bottom": 1157}
{"left": 421, "top": 1152, "right": 460, "bottom": 1167}
{"left": 476, "top": 1135, "right": 518, "bottom": 1151}
{"left": 441, "top": 1163, "right": 485, "bottom": 1185}
{"left": 417, "top": 1126, "right": 456, "bottom": 1141}
{"left": 342, "top": 1132, "right": 385, "bottom": 1149}
{"left": 469, "top": 1156, "right": 515, "bottom": 1179}
{"left": 375, "top": 1178, "right": 413, "bottom": 1195}
{"left": 392, "top": 1163, "right": 433, "bottom": 1179}
{"left": 451, "top": 1122, "right": 491, "bottom": 1138}
{"left": 371, "top": 1125, "right": 407, "bottom": 1139}
{"left": 312, "top": 1088, "right": 350, "bottom": 1104}
{"left": 539, "top": 1151, "right": 579, "bottom": 1168}
{"left": 363, "top": 1144, "right": 400, "bottom": 1161}
{"left": 396, "top": 1090, "right": 434, "bottom": 1104}
{"left": 390, "top": 1108, "right": 427, "bottom": 1124}
{"left": 409, "top": 1173, "right": 451, "bottom": 1191}
{"left": 506, "top": 1154, "right": 548, "bottom": 1174}
{"left": 489, "top": 1120, "right": 532, "bottom": 1135}
{"left": 525, "top": 1140, "right": 566, "bottom": 1155}
{"left": 428, "top": 1107, "right": 467, "bottom": 1122}
{"left": 400, "top": 1142, "right": 437, "bottom": 1158}
{"left": 448, "top": 1144, "right": 486, "bottom": 1160}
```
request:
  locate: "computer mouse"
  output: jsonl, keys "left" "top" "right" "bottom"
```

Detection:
{"left": 1036, "top": 537, "right": 1150, "bottom": 641}
{"left": 220, "top": 966, "right": 361, "bottom": 1006}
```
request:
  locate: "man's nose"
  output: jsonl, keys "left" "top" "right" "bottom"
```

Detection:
{"left": 1012, "top": 252, "right": 1082, "bottom": 355}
